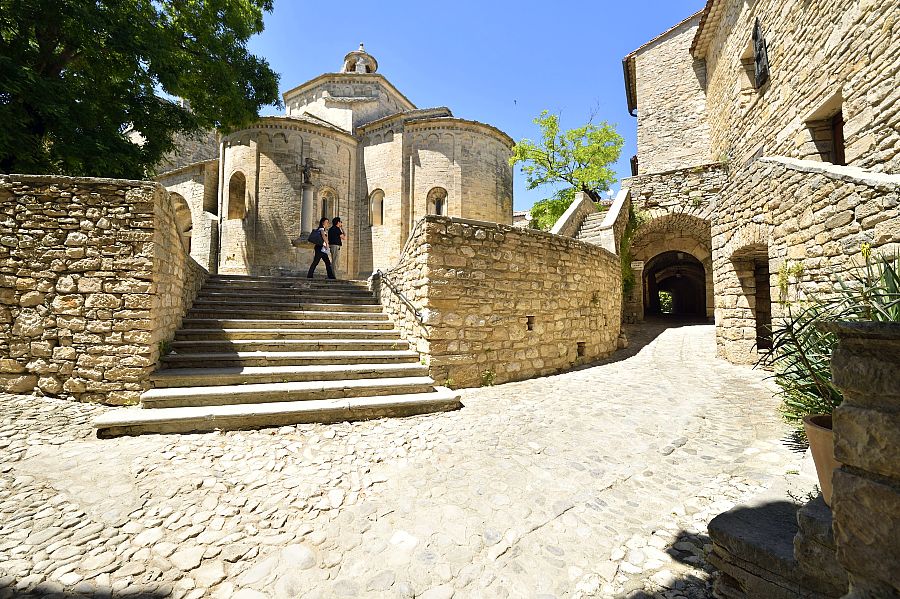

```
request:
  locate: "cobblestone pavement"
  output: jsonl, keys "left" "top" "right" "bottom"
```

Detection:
{"left": 0, "top": 323, "right": 809, "bottom": 599}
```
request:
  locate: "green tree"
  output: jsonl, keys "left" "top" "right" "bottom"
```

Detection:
{"left": 528, "top": 187, "right": 575, "bottom": 231}
{"left": 511, "top": 110, "right": 623, "bottom": 229}
{"left": 0, "top": 0, "right": 281, "bottom": 178}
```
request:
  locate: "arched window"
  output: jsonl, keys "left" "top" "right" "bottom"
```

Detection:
{"left": 427, "top": 187, "right": 447, "bottom": 216}
{"left": 370, "top": 189, "right": 384, "bottom": 226}
{"left": 227, "top": 171, "right": 246, "bottom": 220}
{"left": 319, "top": 188, "right": 337, "bottom": 220}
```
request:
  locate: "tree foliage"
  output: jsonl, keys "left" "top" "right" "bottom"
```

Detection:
{"left": 511, "top": 110, "right": 624, "bottom": 210}
{"left": 528, "top": 187, "right": 576, "bottom": 231}
{"left": 0, "top": 0, "right": 281, "bottom": 178}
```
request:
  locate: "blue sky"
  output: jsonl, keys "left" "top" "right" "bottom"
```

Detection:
{"left": 249, "top": 1, "right": 707, "bottom": 211}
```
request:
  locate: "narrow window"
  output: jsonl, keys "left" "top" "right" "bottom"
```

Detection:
{"left": 526, "top": 315, "right": 535, "bottom": 331}
{"left": 370, "top": 189, "right": 384, "bottom": 226}
{"left": 227, "top": 172, "right": 246, "bottom": 220}
{"left": 427, "top": 187, "right": 448, "bottom": 216}
{"left": 576, "top": 342, "right": 586, "bottom": 358}
{"left": 830, "top": 111, "right": 846, "bottom": 166}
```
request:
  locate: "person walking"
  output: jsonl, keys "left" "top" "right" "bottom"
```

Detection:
{"left": 328, "top": 216, "right": 346, "bottom": 277}
{"left": 306, "top": 217, "right": 336, "bottom": 279}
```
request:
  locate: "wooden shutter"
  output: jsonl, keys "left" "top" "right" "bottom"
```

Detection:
{"left": 753, "top": 18, "right": 770, "bottom": 88}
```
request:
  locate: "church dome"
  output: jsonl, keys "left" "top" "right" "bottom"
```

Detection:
{"left": 341, "top": 43, "right": 378, "bottom": 74}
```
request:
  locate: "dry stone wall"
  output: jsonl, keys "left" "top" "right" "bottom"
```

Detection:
{"left": 701, "top": 0, "right": 899, "bottom": 173}
{"left": 713, "top": 157, "right": 900, "bottom": 363}
{"left": 624, "top": 163, "right": 725, "bottom": 219}
{"left": 0, "top": 175, "right": 207, "bottom": 405}
{"left": 379, "top": 216, "right": 622, "bottom": 388}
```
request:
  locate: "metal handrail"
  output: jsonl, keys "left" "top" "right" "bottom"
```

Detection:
{"left": 374, "top": 269, "right": 425, "bottom": 325}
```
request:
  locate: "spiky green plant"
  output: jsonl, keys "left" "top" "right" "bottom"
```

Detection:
{"left": 761, "top": 250, "right": 900, "bottom": 427}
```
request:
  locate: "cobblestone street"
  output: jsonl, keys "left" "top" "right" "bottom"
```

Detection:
{"left": 0, "top": 323, "right": 808, "bottom": 598}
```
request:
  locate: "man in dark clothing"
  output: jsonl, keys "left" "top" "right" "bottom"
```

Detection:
{"left": 328, "top": 216, "right": 346, "bottom": 277}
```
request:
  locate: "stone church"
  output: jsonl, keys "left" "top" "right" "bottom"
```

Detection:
{"left": 156, "top": 44, "right": 514, "bottom": 279}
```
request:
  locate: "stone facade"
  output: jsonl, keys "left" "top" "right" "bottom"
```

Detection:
{"left": 623, "top": 164, "right": 725, "bottom": 321}
{"left": 0, "top": 175, "right": 207, "bottom": 405}
{"left": 695, "top": 0, "right": 900, "bottom": 173}
{"left": 828, "top": 322, "right": 900, "bottom": 597}
{"left": 155, "top": 160, "right": 219, "bottom": 272}
{"left": 714, "top": 158, "right": 899, "bottom": 363}
{"left": 614, "top": 0, "right": 900, "bottom": 363}
{"left": 624, "top": 14, "right": 713, "bottom": 174}
{"left": 374, "top": 216, "right": 622, "bottom": 389}
{"left": 161, "top": 45, "right": 514, "bottom": 280}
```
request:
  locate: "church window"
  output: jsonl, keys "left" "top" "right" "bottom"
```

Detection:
{"left": 370, "top": 189, "right": 384, "bottom": 226}
{"left": 427, "top": 187, "right": 448, "bottom": 216}
{"left": 319, "top": 188, "right": 337, "bottom": 220}
{"left": 227, "top": 171, "right": 247, "bottom": 220}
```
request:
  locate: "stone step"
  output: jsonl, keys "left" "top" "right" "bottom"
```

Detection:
{"left": 185, "top": 308, "right": 387, "bottom": 320}
{"left": 174, "top": 328, "right": 401, "bottom": 341}
{"left": 151, "top": 362, "right": 430, "bottom": 388}
{"left": 191, "top": 299, "right": 380, "bottom": 311}
{"left": 198, "top": 287, "right": 375, "bottom": 301}
{"left": 93, "top": 388, "right": 462, "bottom": 437}
{"left": 140, "top": 376, "right": 437, "bottom": 408}
{"left": 169, "top": 338, "right": 409, "bottom": 353}
{"left": 179, "top": 318, "right": 394, "bottom": 330}
{"left": 578, "top": 223, "right": 608, "bottom": 233}
{"left": 161, "top": 349, "right": 421, "bottom": 368}
{"left": 209, "top": 274, "right": 368, "bottom": 285}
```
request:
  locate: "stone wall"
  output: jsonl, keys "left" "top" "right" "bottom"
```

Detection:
{"left": 624, "top": 163, "right": 725, "bottom": 219}
{"left": 699, "top": 0, "right": 899, "bottom": 173}
{"left": 713, "top": 157, "right": 900, "bottom": 363}
{"left": 156, "top": 129, "right": 219, "bottom": 174}
{"left": 631, "top": 15, "right": 713, "bottom": 174}
{"left": 378, "top": 216, "right": 622, "bottom": 388}
{"left": 0, "top": 175, "right": 207, "bottom": 405}
{"left": 156, "top": 160, "right": 219, "bottom": 272}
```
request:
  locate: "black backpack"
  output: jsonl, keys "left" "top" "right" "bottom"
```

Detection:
{"left": 307, "top": 228, "right": 323, "bottom": 245}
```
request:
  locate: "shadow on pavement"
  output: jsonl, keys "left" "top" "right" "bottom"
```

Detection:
{"left": 0, "top": 580, "right": 172, "bottom": 599}
{"left": 619, "top": 529, "right": 716, "bottom": 598}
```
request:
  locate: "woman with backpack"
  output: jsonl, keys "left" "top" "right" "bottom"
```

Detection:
{"left": 306, "top": 217, "right": 336, "bottom": 279}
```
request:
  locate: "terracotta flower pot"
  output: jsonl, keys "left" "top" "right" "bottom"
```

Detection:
{"left": 803, "top": 414, "right": 841, "bottom": 507}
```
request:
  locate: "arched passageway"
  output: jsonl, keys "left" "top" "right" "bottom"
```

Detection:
{"left": 627, "top": 213, "right": 714, "bottom": 322}
{"left": 644, "top": 251, "right": 707, "bottom": 318}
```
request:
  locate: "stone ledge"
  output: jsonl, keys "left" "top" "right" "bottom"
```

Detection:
{"left": 758, "top": 157, "right": 900, "bottom": 188}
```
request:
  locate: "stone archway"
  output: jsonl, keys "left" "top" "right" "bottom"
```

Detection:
{"left": 627, "top": 213, "right": 713, "bottom": 322}
{"left": 643, "top": 251, "right": 707, "bottom": 317}
{"left": 170, "top": 192, "right": 193, "bottom": 254}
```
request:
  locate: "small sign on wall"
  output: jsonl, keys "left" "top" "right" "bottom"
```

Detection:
{"left": 631, "top": 261, "right": 644, "bottom": 270}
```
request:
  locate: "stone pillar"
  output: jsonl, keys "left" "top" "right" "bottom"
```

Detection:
{"left": 630, "top": 261, "right": 645, "bottom": 322}
{"left": 826, "top": 322, "right": 900, "bottom": 598}
{"left": 300, "top": 184, "right": 314, "bottom": 235}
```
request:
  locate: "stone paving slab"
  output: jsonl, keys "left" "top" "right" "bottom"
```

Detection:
{"left": 0, "top": 324, "right": 810, "bottom": 598}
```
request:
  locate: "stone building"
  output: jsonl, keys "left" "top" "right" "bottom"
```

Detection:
{"left": 610, "top": 0, "right": 899, "bottom": 363}
{"left": 156, "top": 44, "right": 514, "bottom": 280}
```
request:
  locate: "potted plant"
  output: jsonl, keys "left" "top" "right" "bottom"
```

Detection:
{"left": 761, "top": 248, "right": 900, "bottom": 506}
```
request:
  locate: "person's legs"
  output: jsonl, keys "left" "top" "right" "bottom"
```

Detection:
{"left": 307, "top": 250, "right": 322, "bottom": 278}
{"left": 329, "top": 245, "right": 341, "bottom": 278}
{"left": 322, "top": 252, "right": 335, "bottom": 279}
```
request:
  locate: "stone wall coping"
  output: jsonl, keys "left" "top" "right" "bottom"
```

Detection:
{"left": 622, "top": 161, "right": 725, "bottom": 182}
{"left": 600, "top": 187, "right": 631, "bottom": 229}
{"left": 414, "top": 214, "right": 620, "bottom": 261}
{"left": 1, "top": 173, "right": 162, "bottom": 189}
{"left": 223, "top": 115, "right": 357, "bottom": 143}
{"left": 550, "top": 191, "right": 596, "bottom": 236}
{"left": 759, "top": 157, "right": 900, "bottom": 189}
{"left": 154, "top": 158, "right": 218, "bottom": 181}
{"left": 356, "top": 107, "right": 453, "bottom": 133}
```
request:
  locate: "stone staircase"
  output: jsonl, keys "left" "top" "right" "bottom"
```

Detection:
{"left": 574, "top": 211, "right": 608, "bottom": 245}
{"left": 93, "top": 275, "right": 460, "bottom": 437}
